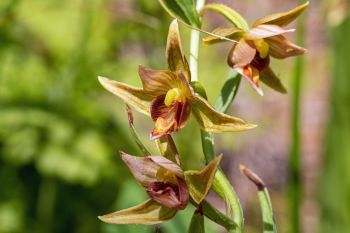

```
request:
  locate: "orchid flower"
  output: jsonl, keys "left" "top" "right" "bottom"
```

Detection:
{"left": 203, "top": 2, "right": 309, "bottom": 95}
{"left": 98, "top": 19, "right": 256, "bottom": 139}
{"left": 98, "top": 152, "right": 222, "bottom": 225}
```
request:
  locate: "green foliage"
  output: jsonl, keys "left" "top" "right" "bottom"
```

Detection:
{"left": 159, "top": 0, "right": 201, "bottom": 27}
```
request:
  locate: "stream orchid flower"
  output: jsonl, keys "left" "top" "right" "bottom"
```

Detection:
{"left": 99, "top": 19, "right": 255, "bottom": 139}
{"left": 98, "top": 152, "right": 222, "bottom": 225}
{"left": 203, "top": 2, "right": 309, "bottom": 95}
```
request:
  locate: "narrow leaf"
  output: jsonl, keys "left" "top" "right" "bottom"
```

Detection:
{"left": 126, "top": 105, "right": 151, "bottom": 156}
{"left": 159, "top": 0, "right": 201, "bottom": 27}
{"left": 202, "top": 4, "right": 249, "bottom": 31}
{"left": 214, "top": 70, "right": 241, "bottom": 113}
{"left": 184, "top": 155, "right": 222, "bottom": 204}
{"left": 98, "top": 199, "right": 177, "bottom": 225}
{"left": 240, "top": 165, "right": 277, "bottom": 233}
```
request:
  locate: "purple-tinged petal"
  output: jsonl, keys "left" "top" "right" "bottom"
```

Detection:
{"left": 149, "top": 156, "right": 183, "bottom": 177}
{"left": 119, "top": 151, "right": 159, "bottom": 187}
{"left": 265, "top": 35, "right": 307, "bottom": 59}
{"left": 166, "top": 19, "right": 191, "bottom": 82}
{"left": 227, "top": 39, "right": 256, "bottom": 68}
{"left": 147, "top": 182, "right": 182, "bottom": 209}
{"left": 98, "top": 199, "right": 177, "bottom": 225}
{"left": 138, "top": 66, "right": 179, "bottom": 96}
{"left": 245, "top": 24, "right": 294, "bottom": 40}
{"left": 150, "top": 95, "right": 191, "bottom": 139}
{"left": 253, "top": 2, "right": 309, "bottom": 27}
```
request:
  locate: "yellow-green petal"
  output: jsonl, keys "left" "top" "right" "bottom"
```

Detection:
{"left": 98, "top": 76, "right": 152, "bottom": 116}
{"left": 252, "top": 2, "right": 309, "bottom": 27}
{"left": 185, "top": 155, "right": 223, "bottom": 204}
{"left": 98, "top": 199, "right": 177, "bottom": 225}
{"left": 190, "top": 94, "right": 257, "bottom": 132}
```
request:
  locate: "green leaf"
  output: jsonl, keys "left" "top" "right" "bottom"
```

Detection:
{"left": 214, "top": 70, "right": 241, "bottom": 114}
{"left": 202, "top": 4, "right": 249, "bottom": 31}
{"left": 159, "top": 0, "right": 201, "bottom": 27}
{"left": 184, "top": 155, "right": 222, "bottom": 204}
{"left": 188, "top": 208, "right": 205, "bottom": 233}
{"left": 98, "top": 199, "right": 177, "bottom": 225}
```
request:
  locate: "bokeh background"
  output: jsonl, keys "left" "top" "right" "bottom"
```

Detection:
{"left": 0, "top": 0, "right": 349, "bottom": 232}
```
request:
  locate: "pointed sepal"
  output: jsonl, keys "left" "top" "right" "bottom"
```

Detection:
{"left": 260, "top": 67, "right": 287, "bottom": 94}
{"left": 190, "top": 95, "right": 257, "bottom": 132}
{"left": 253, "top": 1, "right": 309, "bottom": 27}
{"left": 184, "top": 155, "right": 223, "bottom": 204}
{"left": 98, "top": 199, "right": 177, "bottom": 225}
{"left": 98, "top": 76, "right": 152, "bottom": 116}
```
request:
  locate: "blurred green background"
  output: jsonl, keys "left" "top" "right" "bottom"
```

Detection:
{"left": 0, "top": 0, "right": 348, "bottom": 233}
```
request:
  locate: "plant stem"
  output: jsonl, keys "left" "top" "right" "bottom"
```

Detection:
{"left": 289, "top": 0, "right": 306, "bottom": 232}
{"left": 189, "top": 0, "right": 206, "bottom": 82}
{"left": 190, "top": 1, "right": 243, "bottom": 232}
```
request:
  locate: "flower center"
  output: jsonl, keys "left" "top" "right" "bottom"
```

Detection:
{"left": 253, "top": 39, "right": 269, "bottom": 59}
{"left": 164, "top": 88, "right": 183, "bottom": 106}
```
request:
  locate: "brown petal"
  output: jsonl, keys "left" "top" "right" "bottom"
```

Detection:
{"left": 150, "top": 95, "right": 191, "bottom": 139}
{"left": 227, "top": 39, "right": 256, "bottom": 68}
{"left": 245, "top": 24, "right": 294, "bottom": 40}
{"left": 260, "top": 67, "right": 287, "bottom": 93}
{"left": 252, "top": 2, "right": 309, "bottom": 27}
{"left": 235, "top": 65, "right": 264, "bottom": 96}
{"left": 147, "top": 177, "right": 189, "bottom": 210}
{"left": 98, "top": 76, "right": 153, "bottom": 116}
{"left": 203, "top": 27, "right": 244, "bottom": 45}
{"left": 166, "top": 19, "right": 191, "bottom": 82}
{"left": 98, "top": 199, "right": 177, "bottom": 225}
{"left": 149, "top": 156, "right": 183, "bottom": 177}
{"left": 119, "top": 151, "right": 159, "bottom": 187}
{"left": 265, "top": 35, "right": 307, "bottom": 59}
{"left": 138, "top": 66, "right": 180, "bottom": 96}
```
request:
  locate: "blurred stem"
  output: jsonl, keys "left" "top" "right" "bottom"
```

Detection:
{"left": 189, "top": 0, "right": 205, "bottom": 82}
{"left": 289, "top": 0, "right": 306, "bottom": 232}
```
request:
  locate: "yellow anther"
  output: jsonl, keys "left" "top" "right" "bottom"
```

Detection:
{"left": 254, "top": 39, "right": 269, "bottom": 59}
{"left": 164, "top": 88, "right": 182, "bottom": 106}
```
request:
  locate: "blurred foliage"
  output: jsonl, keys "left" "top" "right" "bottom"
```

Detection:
{"left": 320, "top": 14, "right": 350, "bottom": 233}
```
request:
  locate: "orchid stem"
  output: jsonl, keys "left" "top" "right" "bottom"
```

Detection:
{"left": 190, "top": 1, "right": 243, "bottom": 232}
{"left": 189, "top": 0, "right": 205, "bottom": 82}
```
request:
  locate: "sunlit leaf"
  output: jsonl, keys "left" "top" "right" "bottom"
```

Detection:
{"left": 202, "top": 4, "right": 249, "bottom": 31}
{"left": 159, "top": 0, "right": 201, "bottom": 27}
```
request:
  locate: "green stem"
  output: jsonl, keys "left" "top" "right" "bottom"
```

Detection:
{"left": 189, "top": 1, "right": 243, "bottom": 231}
{"left": 189, "top": 0, "right": 206, "bottom": 82}
{"left": 212, "top": 170, "right": 243, "bottom": 232}
{"left": 289, "top": 0, "right": 306, "bottom": 232}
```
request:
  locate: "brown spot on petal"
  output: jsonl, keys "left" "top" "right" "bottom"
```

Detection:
{"left": 147, "top": 181, "right": 185, "bottom": 210}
